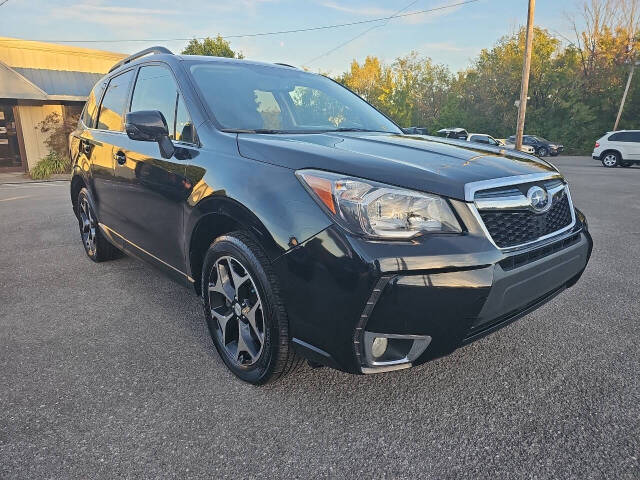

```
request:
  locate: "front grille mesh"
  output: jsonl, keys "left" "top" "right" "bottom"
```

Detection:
{"left": 479, "top": 194, "right": 572, "bottom": 248}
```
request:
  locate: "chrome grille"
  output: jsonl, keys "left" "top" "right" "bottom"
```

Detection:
{"left": 470, "top": 176, "right": 575, "bottom": 249}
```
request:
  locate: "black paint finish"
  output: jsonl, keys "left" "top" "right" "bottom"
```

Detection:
{"left": 70, "top": 53, "right": 593, "bottom": 375}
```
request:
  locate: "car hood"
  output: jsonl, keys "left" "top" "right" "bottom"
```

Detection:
{"left": 236, "top": 132, "right": 559, "bottom": 201}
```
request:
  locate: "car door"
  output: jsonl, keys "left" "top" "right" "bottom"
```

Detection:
{"left": 627, "top": 132, "right": 640, "bottom": 160}
{"left": 90, "top": 69, "right": 136, "bottom": 232}
{"left": 110, "top": 63, "right": 195, "bottom": 274}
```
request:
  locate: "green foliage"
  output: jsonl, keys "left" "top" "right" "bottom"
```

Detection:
{"left": 182, "top": 35, "right": 244, "bottom": 58}
{"left": 334, "top": 14, "right": 639, "bottom": 154}
{"left": 35, "top": 111, "right": 79, "bottom": 161}
{"left": 30, "top": 151, "right": 70, "bottom": 180}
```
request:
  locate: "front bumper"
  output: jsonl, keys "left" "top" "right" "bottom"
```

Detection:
{"left": 273, "top": 202, "right": 592, "bottom": 374}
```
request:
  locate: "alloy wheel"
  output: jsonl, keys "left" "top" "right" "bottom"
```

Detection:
{"left": 208, "top": 256, "right": 265, "bottom": 367}
{"left": 603, "top": 154, "right": 617, "bottom": 167}
{"left": 79, "top": 197, "right": 97, "bottom": 256}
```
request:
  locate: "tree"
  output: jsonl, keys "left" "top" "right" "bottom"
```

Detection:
{"left": 181, "top": 35, "right": 244, "bottom": 58}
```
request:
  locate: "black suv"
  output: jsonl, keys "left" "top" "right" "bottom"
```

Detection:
{"left": 70, "top": 47, "right": 592, "bottom": 384}
{"left": 508, "top": 135, "right": 564, "bottom": 157}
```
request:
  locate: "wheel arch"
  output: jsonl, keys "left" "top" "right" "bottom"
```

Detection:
{"left": 186, "top": 197, "right": 284, "bottom": 295}
{"left": 600, "top": 149, "right": 622, "bottom": 160}
{"left": 70, "top": 172, "right": 88, "bottom": 217}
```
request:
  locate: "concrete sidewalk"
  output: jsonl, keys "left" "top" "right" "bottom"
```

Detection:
{"left": 0, "top": 172, "right": 69, "bottom": 184}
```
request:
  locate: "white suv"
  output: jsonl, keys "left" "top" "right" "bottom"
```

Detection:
{"left": 592, "top": 130, "right": 640, "bottom": 167}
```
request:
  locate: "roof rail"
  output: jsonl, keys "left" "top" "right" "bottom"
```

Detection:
{"left": 274, "top": 63, "right": 297, "bottom": 69}
{"left": 109, "top": 46, "right": 173, "bottom": 73}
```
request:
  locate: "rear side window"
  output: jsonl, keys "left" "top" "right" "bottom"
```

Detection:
{"left": 611, "top": 131, "right": 640, "bottom": 142}
{"left": 81, "top": 83, "right": 105, "bottom": 128}
{"left": 97, "top": 70, "right": 135, "bottom": 131}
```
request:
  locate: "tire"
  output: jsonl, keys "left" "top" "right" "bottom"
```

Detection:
{"left": 77, "top": 188, "right": 119, "bottom": 262}
{"left": 201, "top": 231, "right": 302, "bottom": 385}
{"left": 601, "top": 152, "right": 619, "bottom": 168}
{"left": 620, "top": 161, "right": 633, "bottom": 168}
{"left": 537, "top": 147, "right": 549, "bottom": 157}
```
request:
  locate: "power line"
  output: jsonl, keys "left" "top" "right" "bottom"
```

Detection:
{"left": 0, "top": 0, "right": 10, "bottom": 6}
{"left": 0, "top": 0, "right": 479, "bottom": 44}
{"left": 304, "top": 0, "right": 421, "bottom": 66}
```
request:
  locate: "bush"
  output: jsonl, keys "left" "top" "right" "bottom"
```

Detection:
{"left": 30, "top": 151, "right": 70, "bottom": 180}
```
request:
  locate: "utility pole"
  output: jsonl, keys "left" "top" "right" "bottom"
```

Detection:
{"left": 613, "top": 61, "right": 637, "bottom": 131}
{"left": 613, "top": 34, "right": 639, "bottom": 131}
{"left": 515, "top": 0, "right": 535, "bottom": 151}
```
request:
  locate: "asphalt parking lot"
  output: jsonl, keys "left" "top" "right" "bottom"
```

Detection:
{"left": 0, "top": 156, "right": 638, "bottom": 479}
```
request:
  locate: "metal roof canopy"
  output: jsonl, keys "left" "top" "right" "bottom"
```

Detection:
{"left": 13, "top": 68, "right": 103, "bottom": 100}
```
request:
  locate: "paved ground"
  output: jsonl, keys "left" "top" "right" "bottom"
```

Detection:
{"left": 0, "top": 156, "right": 638, "bottom": 479}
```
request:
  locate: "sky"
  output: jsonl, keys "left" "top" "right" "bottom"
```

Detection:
{"left": 0, "top": 0, "right": 583, "bottom": 75}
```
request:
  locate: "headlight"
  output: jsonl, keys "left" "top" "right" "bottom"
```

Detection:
{"left": 296, "top": 169, "right": 461, "bottom": 239}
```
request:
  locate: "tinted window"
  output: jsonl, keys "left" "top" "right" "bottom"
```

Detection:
{"left": 189, "top": 62, "right": 401, "bottom": 133}
{"left": 609, "top": 131, "right": 639, "bottom": 142}
{"left": 97, "top": 70, "right": 134, "bottom": 131}
{"left": 471, "top": 135, "right": 489, "bottom": 144}
{"left": 82, "top": 83, "right": 105, "bottom": 128}
{"left": 175, "top": 95, "right": 195, "bottom": 143}
{"left": 130, "top": 65, "right": 179, "bottom": 139}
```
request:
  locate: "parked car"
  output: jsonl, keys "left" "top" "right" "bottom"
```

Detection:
{"left": 437, "top": 127, "right": 468, "bottom": 139}
{"left": 496, "top": 138, "right": 536, "bottom": 154}
{"left": 467, "top": 133, "right": 535, "bottom": 154}
{"left": 70, "top": 47, "right": 592, "bottom": 385}
{"left": 508, "top": 135, "right": 563, "bottom": 157}
{"left": 592, "top": 130, "right": 640, "bottom": 167}
{"left": 402, "top": 126, "right": 429, "bottom": 135}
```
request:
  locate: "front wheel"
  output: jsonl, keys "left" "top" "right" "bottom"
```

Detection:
{"left": 201, "top": 232, "right": 302, "bottom": 385}
{"left": 537, "top": 147, "right": 549, "bottom": 157}
{"left": 601, "top": 152, "right": 619, "bottom": 168}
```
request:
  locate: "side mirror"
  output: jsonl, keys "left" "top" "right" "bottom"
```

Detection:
{"left": 125, "top": 110, "right": 175, "bottom": 159}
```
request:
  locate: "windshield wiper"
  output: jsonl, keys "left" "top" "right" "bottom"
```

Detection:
{"left": 325, "top": 127, "right": 393, "bottom": 133}
{"left": 222, "top": 128, "right": 285, "bottom": 134}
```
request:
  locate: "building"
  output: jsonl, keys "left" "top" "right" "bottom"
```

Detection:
{"left": 0, "top": 37, "right": 125, "bottom": 173}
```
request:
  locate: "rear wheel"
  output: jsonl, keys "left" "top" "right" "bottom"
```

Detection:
{"left": 601, "top": 152, "right": 619, "bottom": 168}
{"left": 201, "top": 232, "right": 302, "bottom": 385}
{"left": 77, "top": 188, "right": 118, "bottom": 262}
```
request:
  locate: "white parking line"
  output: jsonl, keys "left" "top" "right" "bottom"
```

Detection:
{"left": 0, "top": 195, "right": 32, "bottom": 202}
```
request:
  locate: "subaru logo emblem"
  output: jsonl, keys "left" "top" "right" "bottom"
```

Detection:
{"left": 527, "top": 186, "right": 551, "bottom": 213}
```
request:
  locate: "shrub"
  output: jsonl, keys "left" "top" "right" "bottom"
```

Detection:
{"left": 30, "top": 151, "right": 70, "bottom": 180}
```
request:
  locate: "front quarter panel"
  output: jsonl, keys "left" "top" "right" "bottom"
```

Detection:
{"left": 183, "top": 133, "right": 332, "bottom": 266}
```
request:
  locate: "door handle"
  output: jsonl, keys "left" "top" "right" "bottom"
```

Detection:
{"left": 114, "top": 151, "right": 126, "bottom": 165}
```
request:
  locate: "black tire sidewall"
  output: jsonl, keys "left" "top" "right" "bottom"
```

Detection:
{"left": 201, "top": 235, "right": 279, "bottom": 384}
{"left": 538, "top": 147, "right": 549, "bottom": 157}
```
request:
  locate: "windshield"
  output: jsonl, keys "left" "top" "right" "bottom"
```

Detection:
{"left": 189, "top": 62, "right": 401, "bottom": 134}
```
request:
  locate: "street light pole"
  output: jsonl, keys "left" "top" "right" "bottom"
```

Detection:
{"left": 515, "top": 0, "right": 535, "bottom": 151}
{"left": 613, "top": 60, "right": 638, "bottom": 131}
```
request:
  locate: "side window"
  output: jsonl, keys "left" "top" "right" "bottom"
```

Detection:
{"left": 609, "top": 132, "right": 622, "bottom": 141}
{"left": 130, "top": 65, "right": 179, "bottom": 139}
{"left": 175, "top": 95, "right": 195, "bottom": 144}
{"left": 630, "top": 132, "right": 640, "bottom": 142}
{"left": 97, "top": 70, "right": 134, "bottom": 131}
{"left": 82, "top": 83, "right": 105, "bottom": 128}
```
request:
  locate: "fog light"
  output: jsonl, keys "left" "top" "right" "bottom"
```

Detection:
{"left": 371, "top": 337, "right": 388, "bottom": 358}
